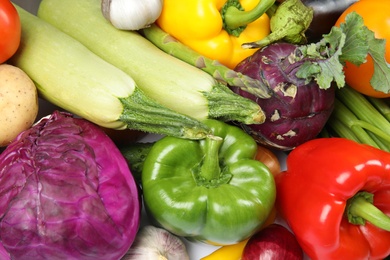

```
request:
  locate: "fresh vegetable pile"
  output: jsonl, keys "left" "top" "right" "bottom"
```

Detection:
{"left": 1, "top": 0, "right": 390, "bottom": 259}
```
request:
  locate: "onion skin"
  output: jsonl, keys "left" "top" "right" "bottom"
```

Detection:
{"left": 242, "top": 224, "right": 303, "bottom": 260}
{"left": 234, "top": 42, "right": 335, "bottom": 150}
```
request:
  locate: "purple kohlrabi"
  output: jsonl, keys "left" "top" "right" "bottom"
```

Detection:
{"left": 0, "top": 111, "right": 141, "bottom": 260}
{"left": 234, "top": 42, "right": 335, "bottom": 150}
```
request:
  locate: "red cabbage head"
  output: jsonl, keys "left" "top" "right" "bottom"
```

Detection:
{"left": 0, "top": 111, "right": 140, "bottom": 259}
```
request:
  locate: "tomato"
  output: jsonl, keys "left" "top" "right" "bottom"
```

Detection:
{"left": 255, "top": 145, "right": 281, "bottom": 176}
{"left": 335, "top": 0, "right": 390, "bottom": 98}
{"left": 0, "top": 0, "right": 21, "bottom": 64}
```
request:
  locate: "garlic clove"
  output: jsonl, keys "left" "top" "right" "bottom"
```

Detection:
{"left": 122, "top": 225, "right": 190, "bottom": 260}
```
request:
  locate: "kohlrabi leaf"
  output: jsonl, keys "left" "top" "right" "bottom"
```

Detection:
{"left": 338, "top": 11, "right": 390, "bottom": 93}
{"left": 332, "top": 12, "right": 390, "bottom": 93}
{"left": 295, "top": 11, "right": 390, "bottom": 91}
{"left": 295, "top": 26, "right": 346, "bottom": 89}
{"left": 366, "top": 31, "right": 390, "bottom": 93}
{"left": 338, "top": 11, "right": 369, "bottom": 65}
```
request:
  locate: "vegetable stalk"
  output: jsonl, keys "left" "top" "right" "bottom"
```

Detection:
{"left": 222, "top": 0, "right": 275, "bottom": 35}
{"left": 141, "top": 24, "right": 272, "bottom": 99}
{"left": 11, "top": 5, "right": 210, "bottom": 140}
{"left": 37, "top": 0, "right": 265, "bottom": 125}
{"left": 324, "top": 86, "right": 390, "bottom": 151}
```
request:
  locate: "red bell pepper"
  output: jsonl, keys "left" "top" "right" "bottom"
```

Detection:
{"left": 275, "top": 138, "right": 390, "bottom": 260}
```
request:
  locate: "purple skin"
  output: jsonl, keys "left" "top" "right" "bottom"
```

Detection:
{"left": 242, "top": 224, "right": 303, "bottom": 260}
{"left": 0, "top": 111, "right": 141, "bottom": 260}
{"left": 234, "top": 42, "right": 335, "bottom": 150}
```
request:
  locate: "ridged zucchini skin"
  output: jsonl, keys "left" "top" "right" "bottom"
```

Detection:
{"left": 10, "top": 5, "right": 210, "bottom": 140}
{"left": 37, "top": 0, "right": 265, "bottom": 125}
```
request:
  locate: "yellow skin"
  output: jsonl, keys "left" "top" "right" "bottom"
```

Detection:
{"left": 157, "top": 0, "right": 270, "bottom": 69}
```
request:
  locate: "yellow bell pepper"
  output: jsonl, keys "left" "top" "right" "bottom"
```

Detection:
{"left": 200, "top": 239, "right": 249, "bottom": 260}
{"left": 156, "top": 0, "right": 273, "bottom": 69}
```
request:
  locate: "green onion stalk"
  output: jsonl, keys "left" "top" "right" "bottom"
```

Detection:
{"left": 323, "top": 85, "right": 390, "bottom": 152}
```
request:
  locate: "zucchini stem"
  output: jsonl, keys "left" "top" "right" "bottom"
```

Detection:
{"left": 120, "top": 88, "right": 211, "bottom": 139}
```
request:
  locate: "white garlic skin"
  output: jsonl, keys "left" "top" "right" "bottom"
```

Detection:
{"left": 122, "top": 225, "right": 190, "bottom": 260}
{"left": 102, "top": 0, "right": 163, "bottom": 30}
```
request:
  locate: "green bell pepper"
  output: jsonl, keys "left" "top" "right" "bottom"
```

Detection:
{"left": 142, "top": 119, "right": 276, "bottom": 245}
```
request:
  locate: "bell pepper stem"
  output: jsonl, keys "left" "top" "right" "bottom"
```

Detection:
{"left": 222, "top": 0, "right": 275, "bottom": 36}
{"left": 200, "top": 135, "right": 223, "bottom": 181}
{"left": 192, "top": 134, "right": 233, "bottom": 188}
{"left": 347, "top": 191, "right": 390, "bottom": 231}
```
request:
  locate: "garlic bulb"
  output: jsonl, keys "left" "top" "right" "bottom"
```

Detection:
{"left": 101, "top": 0, "right": 163, "bottom": 30}
{"left": 122, "top": 225, "right": 190, "bottom": 260}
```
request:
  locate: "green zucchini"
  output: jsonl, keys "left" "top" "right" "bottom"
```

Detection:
{"left": 37, "top": 0, "right": 265, "bottom": 125}
{"left": 10, "top": 5, "right": 210, "bottom": 140}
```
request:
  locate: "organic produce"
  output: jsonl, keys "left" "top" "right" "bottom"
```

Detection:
{"left": 324, "top": 86, "right": 390, "bottom": 152}
{"left": 141, "top": 119, "right": 276, "bottom": 245}
{"left": 156, "top": 0, "right": 272, "bottom": 69}
{"left": 241, "top": 224, "right": 303, "bottom": 260}
{"left": 0, "top": 0, "right": 21, "bottom": 63}
{"left": 101, "top": 0, "right": 163, "bottom": 30}
{"left": 335, "top": 0, "right": 390, "bottom": 98}
{"left": 0, "top": 64, "right": 38, "bottom": 147}
{"left": 242, "top": 0, "right": 313, "bottom": 49}
{"left": 141, "top": 24, "right": 272, "bottom": 99}
{"left": 234, "top": 12, "right": 387, "bottom": 150}
{"left": 0, "top": 111, "right": 141, "bottom": 259}
{"left": 122, "top": 225, "right": 189, "bottom": 260}
{"left": 276, "top": 138, "right": 390, "bottom": 260}
{"left": 277, "top": 0, "right": 358, "bottom": 41}
{"left": 37, "top": 0, "right": 265, "bottom": 125}
{"left": 10, "top": 5, "right": 210, "bottom": 140}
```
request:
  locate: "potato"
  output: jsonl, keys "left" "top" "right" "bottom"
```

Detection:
{"left": 0, "top": 64, "right": 38, "bottom": 147}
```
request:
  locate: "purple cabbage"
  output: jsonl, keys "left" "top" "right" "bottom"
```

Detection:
{"left": 234, "top": 42, "right": 335, "bottom": 150}
{"left": 0, "top": 111, "right": 141, "bottom": 259}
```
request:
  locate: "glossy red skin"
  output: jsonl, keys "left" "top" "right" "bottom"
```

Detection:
{"left": 275, "top": 138, "right": 390, "bottom": 260}
{"left": 242, "top": 224, "right": 303, "bottom": 260}
{"left": 0, "top": 0, "right": 21, "bottom": 63}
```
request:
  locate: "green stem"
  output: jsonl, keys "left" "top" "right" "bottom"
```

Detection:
{"left": 337, "top": 87, "right": 390, "bottom": 135}
{"left": 205, "top": 82, "right": 266, "bottom": 124}
{"left": 330, "top": 99, "right": 380, "bottom": 148}
{"left": 365, "top": 132, "right": 390, "bottom": 152}
{"left": 347, "top": 192, "right": 390, "bottom": 231}
{"left": 325, "top": 117, "right": 361, "bottom": 143}
{"left": 242, "top": 0, "right": 313, "bottom": 49}
{"left": 367, "top": 96, "right": 390, "bottom": 121}
{"left": 335, "top": 87, "right": 390, "bottom": 149}
{"left": 223, "top": 0, "right": 275, "bottom": 31}
{"left": 353, "top": 121, "right": 390, "bottom": 144}
{"left": 141, "top": 24, "right": 273, "bottom": 99}
{"left": 120, "top": 88, "right": 211, "bottom": 140}
{"left": 200, "top": 136, "right": 223, "bottom": 181}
